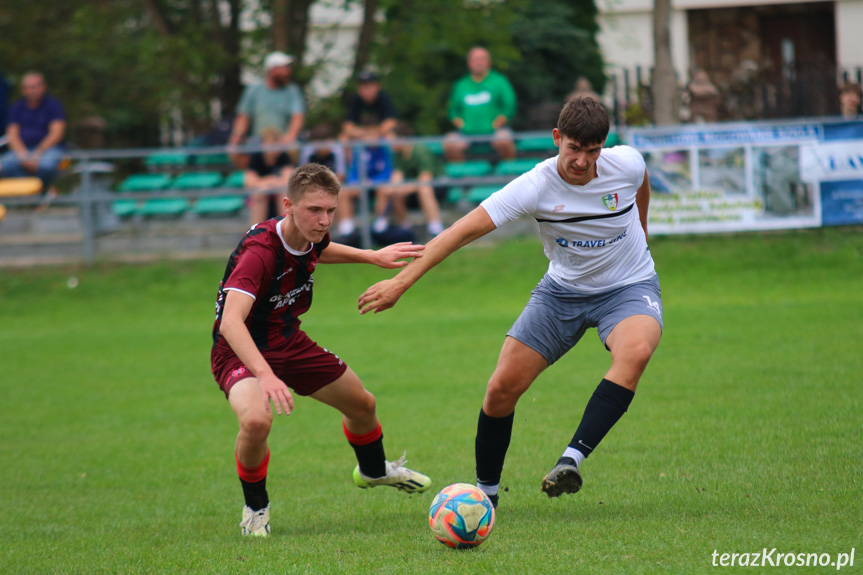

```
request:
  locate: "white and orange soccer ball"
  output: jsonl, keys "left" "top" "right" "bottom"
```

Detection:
{"left": 428, "top": 483, "right": 495, "bottom": 549}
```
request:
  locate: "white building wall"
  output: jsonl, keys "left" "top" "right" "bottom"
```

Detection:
{"left": 836, "top": 0, "right": 863, "bottom": 70}
{"left": 596, "top": 0, "right": 690, "bottom": 84}
{"left": 305, "top": 2, "right": 363, "bottom": 99}
{"left": 597, "top": 0, "right": 863, "bottom": 93}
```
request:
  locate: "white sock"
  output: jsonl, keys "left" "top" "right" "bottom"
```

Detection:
{"left": 373, "top": 216, "right": 388, "bottom": 233}
{"left": 427, "top": 220, "right": 444, "bottom": 235}
{"left": 562, "top": 447, "right": 586, "bottom": 468}
{"left": 476, "top": 482, "right": 498, "bottom": 498}
{"left": 338, "top": 219, "right": 355, "bottom": 236}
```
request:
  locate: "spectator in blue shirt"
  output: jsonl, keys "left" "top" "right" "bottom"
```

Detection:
{"left": 0, "top": 72, "right": 66, "bottom": 193}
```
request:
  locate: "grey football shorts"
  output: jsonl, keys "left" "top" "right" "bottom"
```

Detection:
{"left": 507, "top": 274, "right": 664, "bottom": 365}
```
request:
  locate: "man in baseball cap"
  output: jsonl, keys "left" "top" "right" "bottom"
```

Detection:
{"left": 229, "top": 50, "right": 305, "bottom": 169}
{"left": 264, "top": 51, "right": 294, "bottom": 71}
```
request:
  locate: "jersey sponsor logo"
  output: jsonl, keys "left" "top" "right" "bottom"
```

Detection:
{"left": 642, "top": 295, "right": 662, "bottom": 316}
{"left": 602, "top": 193, "right": 619, "bottom": 211}
{"left": 464, "top": 91, "right": 492, "bottom": 106}
{"left": 270, "top": 279, "right": 314, "bottom": 310}
{"left": 555, "top": 229, "right": 628, "bottom": 249}
{"left": 553, "top": 204, "right": 565, "bottom": 213}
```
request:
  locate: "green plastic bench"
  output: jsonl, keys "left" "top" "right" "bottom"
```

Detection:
{"left": 144, "top": 151, "right": 189, "bottom": 169}
{"left": 191, "top": 196, "right": 245, "bottom": 216}
{"left": 466, "top": 185, "right": 500, "bottom": 203}
{"left": 447, "top": 184, "right": 500, "bottom": 205}
{"left": 192, "top": 153, "right": 232, "bottom": 167}
{"left": 223, "top": 171, "right": 246, "bottom": 188}
{"left": 117, "top": 173, "right": 173, "bottom": 192}
{"left": 516, "top": 136, "right": 555, "bottom": 153}
{"left": 494, "top": 158, "right": 541, "bottom": 176}
{"left": 444, "top": 161, "right": 493, "bottom": 179}
{"left": 112, "top": 199, "right": 139, "bottom": 218}
{"left": 137, "top": 198, "right": 190, "bottom": 217}
{"left": 172, "top": 171, "right": 224, "bottom": 189}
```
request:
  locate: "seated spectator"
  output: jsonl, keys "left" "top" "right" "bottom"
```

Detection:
{"left": 299, "top": 123, "right": 347, "bottom": 181}
{"left": 244, "top": 127, "right": 293, "bottom": 226}
{"left": 688, "top": 69, "right": 721, "bottom": 124}
{"left": 335, "top": 145, "right": 394, "bottom": 242}
{"left": 228, "top": 52, "right": 305, "bottom": 170}
{"left": 839, "top": 82, "right": 862, "bottom": 120}
{"left": 340, "top": 70, "right": 397, "bottom": 143}
{"left": 0, "top": 71, "right": 66, "bottom": 196}
{"left": 444, "top": 46, "right": 516, "bottom": 162}
{"left": 566, "top": 77, "right": 601, "bottom": 103}
{"left": 334, "top": 69, "right": 399, "bottom": 242}
{"left": 373, "top": 122, "right": 444, "bottom": 240}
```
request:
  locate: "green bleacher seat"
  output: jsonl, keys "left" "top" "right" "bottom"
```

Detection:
{"left": 117, "top": 173, "right": 173, "bottom": 192}
{"left": 605, "top": 131, "right": 622, "bottom": 147}
{"left": 447, "top": 184, "right": 501, "bottom": 205}
{"left": 466, "top": 185, "right": 500, "bottom": 203}
{"left": 224, "top": 171, "right": 246, "bottom": 188}
{"left": 192, "top": 153, "right": 232, "bottom": 167}
{"left": 112, "top": 199, "right": 138, "bottom": 218}
{"left": 172, "top": 171, "right": 224, "bottom": 189}
{"left": 144, "top": 151, "right": 189, "bottom": 169}
{"left": 191, "top": 196, "right": 246, "bottom": 216}
{"left": 516, "top": 136, "right": 555, "bottom": 153}
{"left": 138, "top": 198, "right": 190, "bottom": 217}
{"left": 494, "top": 158, "right": 541, "bottom": 176}
{"left": 444, "top": 160, "right": 492, "bottom": 178}
{"left": 425, "top": 141, "right": 445, "bottom": 156}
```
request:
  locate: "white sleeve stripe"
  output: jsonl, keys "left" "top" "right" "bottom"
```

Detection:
{"left": 224, "top": 287, "right": 256, "bottom": 301}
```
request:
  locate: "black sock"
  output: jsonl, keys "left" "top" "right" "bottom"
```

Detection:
{"left": 475, "top": 408, "right": 514, "bottom": 486}
{"left": 350, "top": 436, "right": 387, "bottom": 479}
{"left": 240, "top": 477, "right": 269, "bottom": 511}
{"left": 568, "top": 378, "right": 634, "bottom": 459}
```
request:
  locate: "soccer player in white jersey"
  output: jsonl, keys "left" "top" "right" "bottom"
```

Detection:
{"left": 358, "top": 97, "right": 663, "bottom": 508}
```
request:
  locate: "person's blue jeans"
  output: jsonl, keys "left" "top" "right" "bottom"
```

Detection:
{"left": 0, "top": 146, "right": 64, "bottom": 191}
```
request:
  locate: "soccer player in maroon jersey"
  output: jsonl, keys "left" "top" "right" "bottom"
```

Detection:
{"left": 211, "top": 163, "right": 432, "bottom": 536}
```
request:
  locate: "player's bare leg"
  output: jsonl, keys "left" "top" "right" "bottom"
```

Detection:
{"left": 312, "top": 368, "right": 431, "bottom": 493}
{"left": 543, "top": 314, "right": 662, "bottom": 498}
{"left": 229, "top": 377, "right": 274, "bottom": 536}
{"left": 604, "top": 314, "right": 662, "bottom": 391}
{"left": 492, "top": 137, "right": 516, "bottom": 160}
{"left": 476, "top": 337, "right": 548, "bottom": 506}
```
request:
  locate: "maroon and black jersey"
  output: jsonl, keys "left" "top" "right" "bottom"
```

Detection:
{"left": 212, "top": 217, "right": 330, "bottom": 353}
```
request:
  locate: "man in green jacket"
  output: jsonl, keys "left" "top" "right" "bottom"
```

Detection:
{"left": 444, "top": 47, "right": 517, "bottom": 162}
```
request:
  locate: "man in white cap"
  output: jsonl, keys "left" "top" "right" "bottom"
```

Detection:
{"left": 229, "top": 51, "right": 306, "bottom": 156}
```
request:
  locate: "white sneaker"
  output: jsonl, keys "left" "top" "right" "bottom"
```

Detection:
{"left": 240, "top": 504, "right": 271, "bottom": 537}
{"left": 352, "top": 452, "right": 432, "bottom": 493}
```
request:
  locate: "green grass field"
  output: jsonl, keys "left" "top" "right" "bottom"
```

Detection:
{"left": 1, "top": 228, "right": 861, "bottom": 574}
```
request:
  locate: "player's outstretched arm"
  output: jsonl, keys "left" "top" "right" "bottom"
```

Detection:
{"left": 220, "top": 290, "right": 294, "bottom": 415}
{"left": 319, "top": 241, "right": 424, "bottom": 268}
{"left": 636, "top": 168, "right": 651, "bottom": 242}
{"left": 358, "top": 206, "right": 496, "bottom": 314}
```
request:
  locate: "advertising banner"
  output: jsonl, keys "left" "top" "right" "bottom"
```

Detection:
{"left": 627, "top": 119, "right": 863, "bottom": 233}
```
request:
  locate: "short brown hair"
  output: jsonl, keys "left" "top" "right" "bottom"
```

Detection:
{"left": 287, "top": 163, "right": 341, "bottom": 201}
{"left": 557, "top": 97, "right": 609, "bottom": 145}
{"left": 840, "top": 82, "right": 862, "bottom": 98}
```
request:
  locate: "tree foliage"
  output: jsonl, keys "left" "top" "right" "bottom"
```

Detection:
{"left": 0, "top": 0, "right": 241, "bottom": 147}
{"left": 370, "top": 0, "right": 605, "bottom": 134}
{"left": 0, "top": 0, "right": 607, "bottom": 146}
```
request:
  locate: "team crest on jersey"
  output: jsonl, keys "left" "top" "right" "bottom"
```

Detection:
{"left": 602, "top": 193, "right": 619, "bottom": 211}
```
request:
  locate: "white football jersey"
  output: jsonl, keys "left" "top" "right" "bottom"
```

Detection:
{"left": 481, "top": 146, "right": 655, "bottom": 293}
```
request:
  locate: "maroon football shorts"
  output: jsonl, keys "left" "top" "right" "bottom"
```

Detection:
{"left": 211, "top": 329, "right": 348, "bottom": 398}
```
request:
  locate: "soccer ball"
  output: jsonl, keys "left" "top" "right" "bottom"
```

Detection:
{"left": 428, "top": 483, "right": 495, "bottom": 549}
